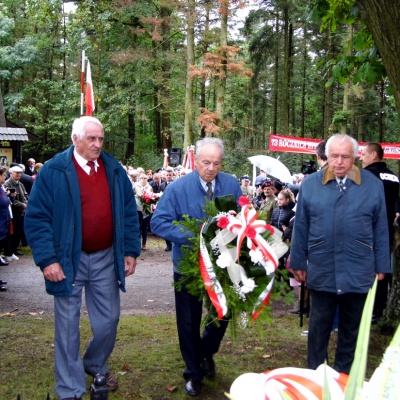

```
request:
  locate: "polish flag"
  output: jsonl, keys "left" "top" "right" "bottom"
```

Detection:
{"left": 85, "top": 60, "right": 95, "bottom": 116}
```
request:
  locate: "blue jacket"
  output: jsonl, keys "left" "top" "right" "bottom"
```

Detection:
{"left": 24, "top": 146, "right": 141, "bottom": 296}
{"left": 290, "top": 165, "right": 390, "bottom": 294}
{"left": 0, "top": 186, "right": 11, "bottom": 240}
{"left": 150, "top": 169, "right": 242, "bottom": 273}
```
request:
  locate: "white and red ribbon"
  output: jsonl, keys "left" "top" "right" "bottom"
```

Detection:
{"left": 199, "top": 205, "right": 288, "bottom": 321}
{"left": 199, "top": 223, "right": 228, "bottom": 319}
{"left": 227, "top": 204, "right": 279, "bottom": 269}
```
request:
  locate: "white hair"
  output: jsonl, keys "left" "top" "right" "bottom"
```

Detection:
{"left": 326, "top": 134, "right": 359, "bottom": 158}
{"left": 71, "top": 116, "right": 104, "bottom": 142}
{"left": 195, "top": 137, "right": 225, "bottom": 158}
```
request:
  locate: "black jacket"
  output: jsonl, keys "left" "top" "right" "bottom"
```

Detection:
{"left": 365, "top": 161, "right": 399, "bottom": 244}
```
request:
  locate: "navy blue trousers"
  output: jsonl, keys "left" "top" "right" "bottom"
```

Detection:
{"left": 308, "top": 289, "right": 367, "bottom": 374}
{"left": 174, "top": 272, "right": 229, "bottom": 381}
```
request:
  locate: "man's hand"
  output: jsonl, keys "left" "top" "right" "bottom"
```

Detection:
{"left": 124, "top": 256, "right": 137, "bottom": 277}
{"left": 377, "top": 273, "right": 385, "bottom": 281}
{"left": 293, "top": 269, "right": 307, "bottom": 283}
{"left": 43, "top": 263, "right": 66, "bottom": 282}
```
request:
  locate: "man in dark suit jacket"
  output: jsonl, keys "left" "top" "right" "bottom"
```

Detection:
{"left": 25, "top": 158, "right": 36, "bottom": 176}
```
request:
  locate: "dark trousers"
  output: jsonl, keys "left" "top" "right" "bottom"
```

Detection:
{"left": 0, "top": 236, "right": 12, "bottom": 257}
{"left": 373, "top": 273, "right": 392, "bottom": 317}
{"left": 308, "top": 289, "right": 367, "bottom": 374}
{"left": 138, "top": 211, "right": 151, "bottom": 245}
{"left": 174, "top": 272, "right": 229, "bottom": 381}
{"left": 10, "top": 214, "right": 24, "bottom": 253}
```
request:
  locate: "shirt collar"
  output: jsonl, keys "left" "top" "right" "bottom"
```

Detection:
{"left": 73, "top": 149, "right": 99, "bottom": 169}
{"left": 199, "top": 176, "right": 215, "bottom": 191}
{"left": 322, "top": 164, "right": 361, "bottom": 185}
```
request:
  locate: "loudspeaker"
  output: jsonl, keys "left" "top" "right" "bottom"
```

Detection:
{"left": 168, "top": 147, "right": 181, "bottom": 165}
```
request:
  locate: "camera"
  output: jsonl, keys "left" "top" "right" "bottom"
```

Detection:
{"left": 301, "top": 160, "right": 317, "bottom": 175}
{"left": 8, "top": 188, "right": 16, "bottom": 193}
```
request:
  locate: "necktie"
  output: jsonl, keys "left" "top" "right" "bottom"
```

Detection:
{"left": 87, "top": 161, "right": 96, "bottom": 176}
{"left": 206, "top": 182, "right": 213, "bottom": 200}
{"left": 338, "top": 178, "right": 344, "bottom": 191}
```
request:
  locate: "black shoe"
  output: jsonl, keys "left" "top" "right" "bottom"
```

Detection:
{"left": 0, "top": 260, "right": 9, "bottom": 266}
{"left": 15, "top": 250, "right": 24, "bottom": 256}
{"left": 0, "top": 285, "right": 7, "bottom": 291}
{"left": 0, "top": 280, "right": 7, "bottom": 285}
{"left": 201, "top": 357, "right": 216, "bottom": 379}
{"left": 184, "top": 379, "right": 202, "bottom": 396}
{"left": 164, "top": 246, "right": 172, "bottom": 252}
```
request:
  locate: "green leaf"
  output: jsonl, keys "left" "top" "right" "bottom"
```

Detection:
{"left": 215, "top": 195, "right": 239, "bottom": 213}
{"left": 344, "top": 277, "right": 378, "bottom": 400}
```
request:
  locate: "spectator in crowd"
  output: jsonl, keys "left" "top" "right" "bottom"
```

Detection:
{"left": 135, "top": 174, "right": 153, "bottom": 251}
{"left": 0, "top": 167, "right": 13, "bottom": 271}
{"left": 25, "top": 158, "right": 36, "bottom": 176}
{"left": 272, "top": 179, "right": 284, "bottom": 196}
{"left": 359, "top": 142, "right": 400, "bottom": 323}
{"left": 255, "top": 169, "right": 267, "bottom": 187}
{"left": 258, "top": 181, "right": 277, "bottom": 223}
{"left": 151, "top": 137, "right": 242, "bottom": 397}
{"left": 316, "top": 140, "right": 328, "bottom": 169}
{"left": 128, "top": 169, "right": 138, "bottom": 187}
{"left": 240, "top": 175, "right": 254, "bottom": 199}
{"left": 136, "top": 167, "right": 145, "bottom": 176}
{"left": 4, "top": 165, "right": 28, "bottom": 259}
{"left": 31, "top": 162, "right": 44, "bottom": 182}
{"left": 270, "top": 188, "right": 295, "bottom": 232}
{"left": 150, "top": 172, "right": 163, "bottom": 193}
{"left": 290, "top": 133, "right": 390, "bottom": 374}
{"left": 159, "top": 168, "right": 175, "bottom": 251}
{"left": 24, "top": 116, "right": 141, "bottom": 400}
{"left": 146, "top": 169, "right": 154, "bottom": 183}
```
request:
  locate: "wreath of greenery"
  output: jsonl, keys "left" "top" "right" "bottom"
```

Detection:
{"left": 174, "top": 195, "right": 291, "bottom": 334}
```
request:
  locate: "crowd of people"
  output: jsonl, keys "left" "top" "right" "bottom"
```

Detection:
{"left": 1, "top": 116, "right": 399, "bottom": 399}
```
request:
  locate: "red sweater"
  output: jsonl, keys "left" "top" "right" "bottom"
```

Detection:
{"left": 73, "top": 156, "right": 113, "bottom": 252}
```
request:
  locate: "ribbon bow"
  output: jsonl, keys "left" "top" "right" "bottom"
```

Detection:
{"left": 227, "top": 204, "right": 279, "bottom": 269}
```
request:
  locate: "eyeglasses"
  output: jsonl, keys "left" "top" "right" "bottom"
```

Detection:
{"left": 140, "top": 177, "right": 147, "bottom": 179}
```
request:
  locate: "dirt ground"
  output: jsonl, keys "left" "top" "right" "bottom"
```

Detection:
{"left": 0, "top": 236, "right": 176, "bottom": 317}
{"left": 0, "top": 235, "right": 293, "bottom": 319}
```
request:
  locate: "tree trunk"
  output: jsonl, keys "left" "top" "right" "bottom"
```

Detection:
{"left": 183, "top": 0, "right": 196, "bottom": 149}
{"left": 160, "top": 6, "right": 172, "bottom": 150}
{"left": 215, "top": 2, "right": 228, "bottom": 136}
{"left": 199, "top": 2, "right": 211, "bottom": 139}
{"left": 357, "top": 0, "right": 400, "bottom": 130}
{"left": 0, "top": 89, "right": 6, "bottom": 127}
{"left": 126, "top": 111, "right": 136, "bottom": 159}
{"left": 272, "top": 15, "right": 279, "bottom": 135}
{"left": 281, "top": 6, "right": 290, "bottom": 134}
{"left": 323, "top": 32, "right": 334, "bottom": 138}
{"left": 300, "top": 27, "right": 307, "bottom": 137}
{"left": 357, "top": 0, "right": 400, "bottom": 327}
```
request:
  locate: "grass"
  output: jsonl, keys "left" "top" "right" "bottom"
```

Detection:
{"left": 0, "top": 310, "right": 392, "bottom": 400}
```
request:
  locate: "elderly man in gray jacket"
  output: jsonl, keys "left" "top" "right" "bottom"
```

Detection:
{"left": 290, "top": 133, "right": 390, "bottom": 374}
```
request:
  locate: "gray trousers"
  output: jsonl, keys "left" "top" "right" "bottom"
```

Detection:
{"left": 54, "top": 246, "right": 120, "bottom": 399}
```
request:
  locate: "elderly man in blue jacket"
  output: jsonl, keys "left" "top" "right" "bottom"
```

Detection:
{"left": 24, "top": 117, "right": 141, "bottom": 400}
{"left": 151, "top": 137, "right": 242, "bottom": 397}
{"left": 290, "top": 133, "right": 390, "bottom": 375}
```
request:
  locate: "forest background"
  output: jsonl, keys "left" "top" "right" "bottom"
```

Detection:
{"left": 0, "top": 0, "right": 400, "bottom": 329}
{"left": 1, "top": 0, "right": 400, "bottom": 177}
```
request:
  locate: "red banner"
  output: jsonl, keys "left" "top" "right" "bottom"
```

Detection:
{"left": 269, "top": 134, "right": 400, "bottom": 159}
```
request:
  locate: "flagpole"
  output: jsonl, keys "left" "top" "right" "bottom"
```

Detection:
{"left": 80, "top": 50, "right": 85, "bottom": 116}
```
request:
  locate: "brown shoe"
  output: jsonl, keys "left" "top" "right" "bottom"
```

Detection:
{"left": 105, "top": 371, "right": 118, "bottom": 391}
{"left": 142, "top": 244, "right": 147, "bottom": 251}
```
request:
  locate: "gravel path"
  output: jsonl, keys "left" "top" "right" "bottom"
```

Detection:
{"left": 0, "top": 236, "right": 176, "bottom": 317}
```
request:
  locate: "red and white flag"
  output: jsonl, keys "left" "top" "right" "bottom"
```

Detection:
{"left": 85, "top": 60, "right": 95, "bottom": 116}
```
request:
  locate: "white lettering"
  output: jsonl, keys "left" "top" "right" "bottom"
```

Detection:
{"left": 379, "top": 173, "right": 399, "bottom": 183}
